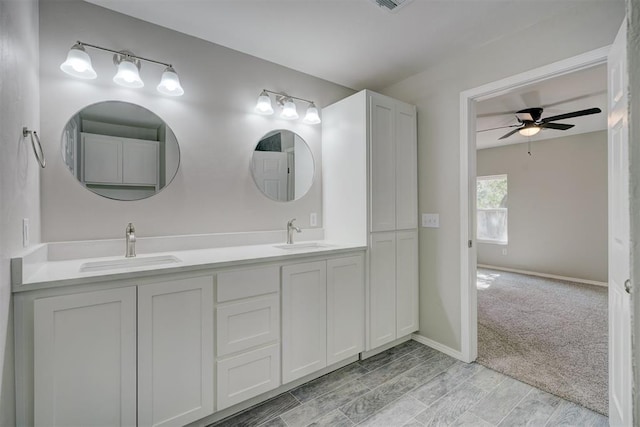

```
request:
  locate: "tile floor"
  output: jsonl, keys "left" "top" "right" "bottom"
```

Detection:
{"left": 209, "top": 340, "right": 608, "bottom": 427}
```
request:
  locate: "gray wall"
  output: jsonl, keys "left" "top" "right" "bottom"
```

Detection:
{"left": 39, "top": 0, "right": 353, "bottom": 242}
{"left": 382, "top": 2, "right": 625, "bottom": 351}
{"left": 477, "top": 131, "right": 608, "bottom": 283}
{"left": 0, "top": 0, "right": 41, "bottom": 425}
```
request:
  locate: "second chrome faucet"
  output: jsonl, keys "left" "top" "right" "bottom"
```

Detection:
{"left": 286, "top": 218, "right": 301, "bottom": 244}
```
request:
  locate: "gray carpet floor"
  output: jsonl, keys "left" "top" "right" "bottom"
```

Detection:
{"left": 476, "top": 268, "right": 608, "bottom": 415}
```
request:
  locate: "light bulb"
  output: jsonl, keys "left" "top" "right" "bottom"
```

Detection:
{"left": 157, "top": 66, "right": 184, "bottom": 96}
{"left": 255, "top": 91, "right": 274, "bottom": 115}
{"left": 113, "top": 58, "right": 144, "bottom": 88}
{"left": 303, "top": 103, "right": 321, "bottom": 124}
{"left": 280, "top": 98, "right": 299, "bottom": 120}
{"left": 518, "top": 126, "right": 541, "bottom": 137}
{"left": 60, "top": 43, "right": 97, "bottom": 79}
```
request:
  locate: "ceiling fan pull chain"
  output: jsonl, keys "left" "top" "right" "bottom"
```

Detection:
{"left": 527, "top": 139, "right": 532, "bottom": 156}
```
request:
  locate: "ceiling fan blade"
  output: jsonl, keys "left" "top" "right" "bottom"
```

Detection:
{"left": 498, "top": 128, "right": 521, "bottom": 140}
{"left": 541, "top": 107, "right": 602, "bottom": 123}
{"left": 477, "top": 124, "right": 520, "bottom": 133}
{"left": 539, "top": 122, "right": 575, "bottom": 131}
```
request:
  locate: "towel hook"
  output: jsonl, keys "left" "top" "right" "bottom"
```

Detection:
{"left": 22, "top": 127, "right": 46, "bottom": 168}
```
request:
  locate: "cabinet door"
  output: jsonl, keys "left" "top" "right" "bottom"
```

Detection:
{"left": 122, "top": 139, "right": 159, "bottom": 186}
{"left": 396, "top": 230, "right": 419, "bottom": 337}
{"left": 282, "top": 261, "right": 327, "bottom": 383}
{"left": 138, "top": 276, "right": 214, "bottom": 427}
{"left": 370, "top": 95, "right": 396, "bottom": 232}
{"left": 82, "top": 133, "right": 123, "bottom": 184}
{"left": 327, "top": 255, "right": 365, "bottom": 365}
{"left": 395, "top": 104, "right": 418, "bottom": 230}
{"left": 369, "top": 232, "right": 397, "bottom": 348}
{"left": 34, "top": 287, "right": 136, "bottom": 427}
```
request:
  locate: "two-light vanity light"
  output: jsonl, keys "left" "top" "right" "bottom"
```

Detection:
{"left": 60, "top": 41, "right": 184, "bottom": 96}
{"left": 255, "top": 90, "right": 321, "bottom": 124}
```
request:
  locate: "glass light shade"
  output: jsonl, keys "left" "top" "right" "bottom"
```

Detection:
{"left": 303, "top": 103, "right": 321, "bottom": 124}
{"left": 255, "top": 91, "right": 274, "bottom": 115}
{"left": 113, "top": 59, "right": 144, "bottom": 88}
{"left": 280, "top": 99, "right": 299, "bottom": 120}
{"left": 157, "top": 66, "right": 184, "bottom": 96}
{"left": 519, "top": 126, "right": 541, "bottom": 137}
{"left": 60, "top": 45, "right": 97, "bottom": 79}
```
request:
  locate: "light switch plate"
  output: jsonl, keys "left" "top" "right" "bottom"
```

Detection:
{"left": 309, "top": 212, "right": 317, "bottom": 227}
{"left": 422, "top": 213, "right": 439, "bottom": 228}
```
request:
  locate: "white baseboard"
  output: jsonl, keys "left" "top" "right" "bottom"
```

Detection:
{"left": 478, "top": 264, "right": 608, "bottom": 287}
{"left": 411, "top": 334, "right": 465, "bottom": 361}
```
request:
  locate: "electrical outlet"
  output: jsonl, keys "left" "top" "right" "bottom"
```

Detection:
{"left": 23, "top": 218, "right": 30, "bottom": 247}
{"left": 309, "top": 212, "right": 317, "bottom": 227}
{"left": 422, "top": 213, "right": 439, "bottom": 228}
{"left": 502, "top": 248, "right": 508, "bottom": 256}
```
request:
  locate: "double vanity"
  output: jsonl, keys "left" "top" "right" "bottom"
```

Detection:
{"left": 13, "top": 231, "right": 366, "bottom": 427}
{"left": 13, "top": 89, "right": 418, "bottom": 427}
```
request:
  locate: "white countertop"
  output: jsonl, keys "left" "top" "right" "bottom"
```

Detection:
{"left": 13, "top": 240, "right": 366, "bottom": 292}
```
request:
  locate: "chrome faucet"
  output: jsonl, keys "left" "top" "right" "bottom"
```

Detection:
{"left": 286, "top": 218, "right": 301, "bottom": 244}
{"left": 125, "top": 223, "right": 136, "bottom": 258}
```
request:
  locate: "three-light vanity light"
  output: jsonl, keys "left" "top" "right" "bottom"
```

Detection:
{"left": 255, "top": 90, "right": 321, "bottom": 124}
{"left": 60, "top": 41, "right": 184, "bottom": 96}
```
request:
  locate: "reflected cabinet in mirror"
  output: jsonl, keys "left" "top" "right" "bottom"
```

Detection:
{"left": 61, "top": 101, "right": 180, "bottom": 201}
{"left": 251, "top": 130, "right": 314, "bottom": 202}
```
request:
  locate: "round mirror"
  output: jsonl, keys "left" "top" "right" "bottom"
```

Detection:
{"left": 251, "top": 130, "right": 314, "bottom": 202}
{"left": 61, "top": 101, "right": 180, "bottom": 201}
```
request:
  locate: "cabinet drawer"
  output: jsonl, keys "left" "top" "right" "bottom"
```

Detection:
{"left": 216, "top": 344, "right": 280, "bottom": 410}
{"left": 217, "top": 294, "right": 279, "bottom": 356}
{"left": 217, "top": 266, "right": 279, "bottom": 302}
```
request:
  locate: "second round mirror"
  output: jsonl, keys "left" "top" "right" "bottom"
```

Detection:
{"left": 251, "top": 130, "right": 314, "bottom": 202}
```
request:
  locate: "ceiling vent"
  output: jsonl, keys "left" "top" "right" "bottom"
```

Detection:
{"left": 371, "top": 0, "right": 413, "bottom": 13}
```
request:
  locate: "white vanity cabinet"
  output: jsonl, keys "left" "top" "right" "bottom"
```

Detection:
{"left": 282, "top": 254, "right": 364, "bottom": 383}
{"left": 215, "top": 266, "right": 281, "bottom": 410}
{"left": 323, "top": 90, "right": 418, "bottom": 352}
{"left": 30, "top": 274, "right": 214, "bottom": 427}
{"left": 17, "top": 248, "right": 366, "bottom": 427}
{"left": 138, "top": 276, "right": 215, "bottom": 427}
{"left": 82, "top": 132, "right": 159, "bottom": 187}
{"left": 33, "top": 287, "right": 137, "bottom": 427}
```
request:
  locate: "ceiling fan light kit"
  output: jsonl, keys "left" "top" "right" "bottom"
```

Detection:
{"left": 478, "top": 106, "right": 602, "bottom": 140}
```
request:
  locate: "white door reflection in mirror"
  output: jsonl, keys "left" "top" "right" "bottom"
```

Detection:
{"left": 251, "top": 130, "right": 314, "bottom": 202}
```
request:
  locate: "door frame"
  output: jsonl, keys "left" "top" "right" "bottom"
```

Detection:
{"left": 458, "top": 46, "right": 610, "bottom": 363}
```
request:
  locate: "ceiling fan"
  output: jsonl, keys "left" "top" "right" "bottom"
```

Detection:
{"left": 478, "top": 107, "right": 602, "bottom": 140}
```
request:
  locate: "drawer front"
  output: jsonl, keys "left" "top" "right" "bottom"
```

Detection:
{"left": 217, "top": 294, "right": 279, "bottom": 356}
{"left": 217, "top": 266, "right": 279, "bottom": 302}
{"left": 216, "top": 344, "right": 280, "bottom": 410}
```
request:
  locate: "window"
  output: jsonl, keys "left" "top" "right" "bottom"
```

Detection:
{"left": 477, "top": 174, "right": 508, "bottom": 244}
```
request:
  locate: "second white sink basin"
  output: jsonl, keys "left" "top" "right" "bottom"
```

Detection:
{"left": 80, "top": 255, "right": 181, "bottom": 272}
{"left": 273, "top": 242, "right": 333, "bottom": 250}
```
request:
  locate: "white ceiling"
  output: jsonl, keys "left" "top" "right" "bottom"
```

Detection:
{"left": 475, "top": 64, "right": 607, "bottom": 150}
{"left": 84, "top": 0, "right": 601, "bottom": 91}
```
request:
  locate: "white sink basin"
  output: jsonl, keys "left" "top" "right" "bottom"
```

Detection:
{"left": 80, "top": 255, "right": 181, "bottom": 272}
{"left": 273, "top": 242, "right": 333, "bottom": 250}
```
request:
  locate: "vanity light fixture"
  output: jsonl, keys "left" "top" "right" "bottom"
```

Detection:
{"left": 255, "top": 89, "right": 321, "bottom": 124}
{"left": 60, "top": 41, "right": 184, "bottom": 96}
{"left": 280, "top": 97, "right": 299, "bottom": 120}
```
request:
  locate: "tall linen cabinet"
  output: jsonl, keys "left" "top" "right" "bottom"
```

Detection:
{"left": 322, "top": 90, "right": 419, "bottom": 352}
